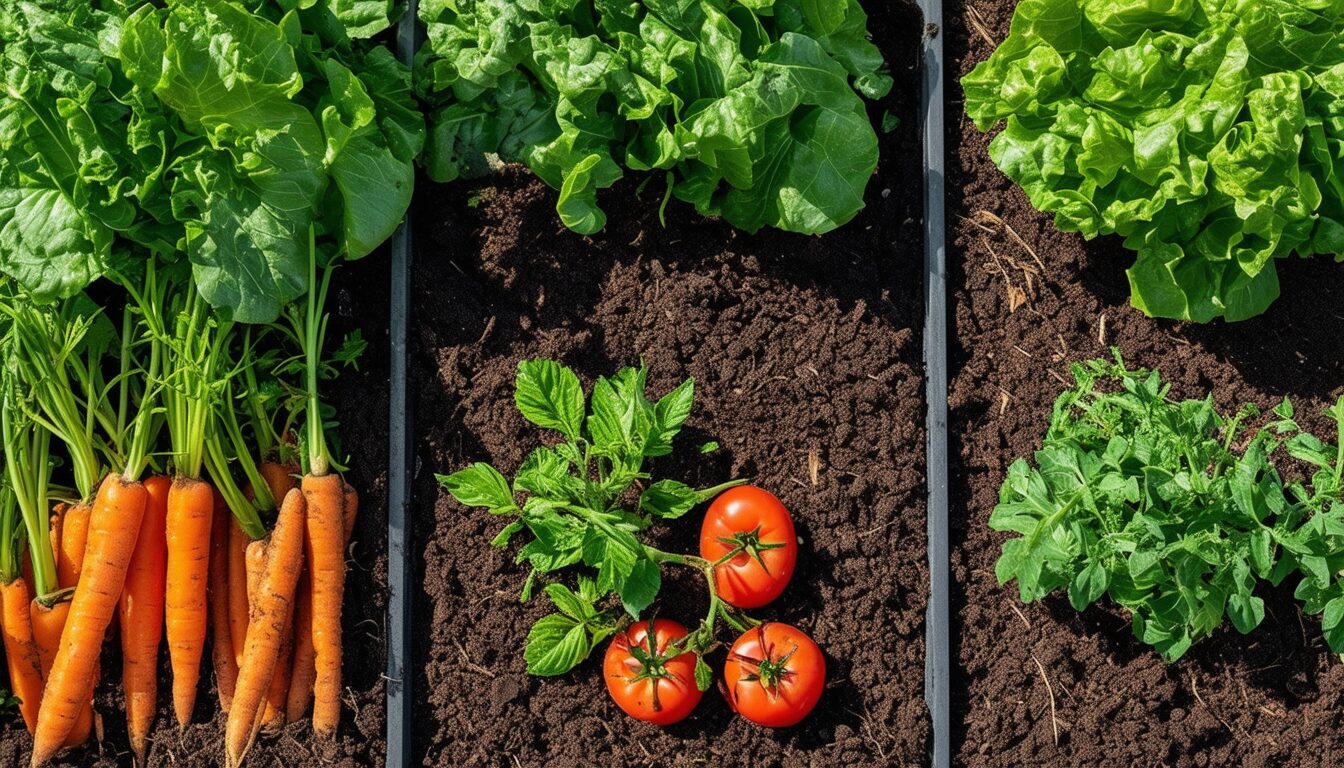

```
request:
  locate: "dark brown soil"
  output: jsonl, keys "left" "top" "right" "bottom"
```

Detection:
{"left": 408, "top": 3, "right": 929, "bottom": 764}
{"left": 949, "top": 2, "right": 1344, "bottom": 767}
{"left": 0, "top": 255, "right": 391, "bottom": 768}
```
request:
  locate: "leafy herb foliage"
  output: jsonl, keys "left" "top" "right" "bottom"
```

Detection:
{"left": 963, "top": 0, "right": 1344, "bottom": 322}
{"left": 0, "top": 0, "right": 422, "bottom": 323}
{"left": 415, "top": 0, "right": 892, "bottom": 236}
{"left": 993, "top": 355, "right": 1344, "bottom": 661}
{"left": 440, "top": 360, "right": 733, "bottom": 676}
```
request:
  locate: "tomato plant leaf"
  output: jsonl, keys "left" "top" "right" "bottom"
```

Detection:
{"left": 524, "top": 613, "right": 591, "bottom": 676}
{"left": 694, "top": 655, "right": 713, "bottom": 692}
{"left": 515, "top": 360, "right": 585, "bottom": 440}
{"left": 490, "top": 520, "right": 524, "bottom": 548}
{"left": 439, "top": 463, "right": 517, "bottom": 515}
{"left": 619, "top": 557, "right": 661, "bottom": 618}
{"left": 543, "top": 583, "right": 594, "bottom": 622}
{"left": 647, "top": 378, "right": 695, "bottom": 457}
{"left": 639, "top": 480, "right": 699, "bottom": 520}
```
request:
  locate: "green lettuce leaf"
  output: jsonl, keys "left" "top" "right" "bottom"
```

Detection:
{"left": 416, "top": 0, "right": 890, "bottom": 235}
{"left": 962, "top": 0, "right": 1344, "bottom": 322}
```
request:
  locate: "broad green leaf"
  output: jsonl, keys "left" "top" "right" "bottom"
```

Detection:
{"left": 515, "top": 359, "right": 585, "bottom": 440}
{"left": 439, "top": 463, "right": 517, "bottom": 514}
{"left": 694, "top": 655, "right": 713, "bottom": 691}
{"left": 543, "top": 582, "right": 593, "bottom": 621}
{"left": 619, "top": 556, "right": 661, "bottom": 618}
{"left": 639, "top": 480, "right": 699, "bottom": 519}
{"left": 524, "top": 613, "right": 591, "bottom": 676}
{"left": 415, "top": 0, "right": 886, "bottom": 235}
{"left": 1068, "top": 561, "right": 1107, "bottom": 611}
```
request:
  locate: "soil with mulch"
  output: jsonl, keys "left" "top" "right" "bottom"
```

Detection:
{"left": 948, "top": 2, "right": 1344, "bottom": 767}
{"left": 407, "top": 3, "right": 929, "bottom": 764}
{"left": 0, "top": 255, "right": 391, "bottom": 768}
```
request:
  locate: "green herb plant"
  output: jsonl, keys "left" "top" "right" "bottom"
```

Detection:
{"left": 440, "top": 360, "right": 747, "bottom": 681}
{"left": 992, "top": 353, "right": 1344, "bottom": 662}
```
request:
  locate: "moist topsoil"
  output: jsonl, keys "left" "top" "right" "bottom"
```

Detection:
{"left": 408, "top": 3, "right": 929, "bottom": 764}
{"left": 0, "top": 254, "right": 392, "bottom": 768}
{"left": 949, "top": 2, "right": 1344, "bottom": 766}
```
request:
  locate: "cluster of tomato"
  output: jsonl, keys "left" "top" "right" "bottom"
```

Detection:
{"left": 604, "top": 486, "right": 825, "bottom": 728}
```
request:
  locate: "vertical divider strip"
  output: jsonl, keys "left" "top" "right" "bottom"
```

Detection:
{"left": 388, "top": 3, "right": 419, "bottom": 766}
{"left": 919, "top": 1, "right": 950, "bottom": 766}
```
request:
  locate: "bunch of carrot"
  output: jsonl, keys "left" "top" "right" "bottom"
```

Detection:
{"left": 0, "top": 247, "right": 359, "bottom": 767}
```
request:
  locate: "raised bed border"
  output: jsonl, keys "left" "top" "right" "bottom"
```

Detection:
{"left": 380, "top": 1, "right": 951, "bottom": 764}
{"left": 919, "top": 0, "right": 949, "bottom": 766}
{"left": 387, "top": 3, "right": 419, "bottom": 767}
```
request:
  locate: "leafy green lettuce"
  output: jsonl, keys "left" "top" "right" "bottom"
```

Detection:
{"left": 963, "top": 0, "right": 1344, "bottom": 322}
{"left": 416, "top": 0, "right": 891, "bottom": 235}
{"left": 0, "top": 0, "right": 421, "bottom": 323}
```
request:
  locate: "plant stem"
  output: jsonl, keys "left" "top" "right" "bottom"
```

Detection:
{"left": 695, "top": 478, "right": 749, "bottom": 502}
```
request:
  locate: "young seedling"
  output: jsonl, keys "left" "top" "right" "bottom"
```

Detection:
{"left": 440, "top": 360, "right": 748, "bottom": 681}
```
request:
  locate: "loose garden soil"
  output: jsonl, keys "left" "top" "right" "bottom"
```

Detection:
{"left": 408, "top": 2, "right": 929, "bottom": 764}
{"left": 0, "top": 256, "right": 392, "bottom": 768}
{"left": 949, "top": 2, "right": 1344, "bottom": 766}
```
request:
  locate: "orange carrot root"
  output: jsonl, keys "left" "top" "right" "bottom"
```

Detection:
{"left": 260, "top": 462, "right": 297, "bottom": 515}
{"left": 31, "top": 599, "right": 94, "bottom": 749}
{"left": 31, "top": 475, "right": 147, "bottom": 767}
{"left": 3, "top": 577, "right": 44, "bottom": 735}
{"left": 121, "top": 476, "right": 170, "bottom": 762}
{"left": 56, "top": 501, "right": 90, "bottom": 589}
{"left": 210, "top": 493, "right": 238, "bottom": 714}
{"left": 226, "top": 489, "right": 306, "bottom": 767}
{"left": 284, "top": 570, "right": 315, "bottom": 723}
{"left": 228, "top": 516, "right": 250, "bottom": 669}
{"left": 303, "top": 474, "right": 346, "bottom": 738}
{"left": 164, "top": 476, "right": 214, "bottom": 729}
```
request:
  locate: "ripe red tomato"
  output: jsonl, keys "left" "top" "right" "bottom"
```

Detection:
{"left": 699, "top": 486, "right": 797, "bottom": 608}
{"left": 722, "top": 623, "right": 825, "bottom": 728}
{"left": 603, "top": 618, "right": 703, "bottom": 725}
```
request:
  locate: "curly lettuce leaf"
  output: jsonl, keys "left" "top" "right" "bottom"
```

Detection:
{"left": 0, "top": 0, "right": 422, "bottom": 323}
{"left": 416, "top": 0, "right": 890, "bottom": 235}
{"left": 964, "top": 0, "right": 1344, "bottom": 322}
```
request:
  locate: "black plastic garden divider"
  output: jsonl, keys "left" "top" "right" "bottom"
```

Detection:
{"left": 919, "top": 0, "right": 950, "bottom": 766}
{"left": 387, "top": 3, "right": 418, "bottom": 767}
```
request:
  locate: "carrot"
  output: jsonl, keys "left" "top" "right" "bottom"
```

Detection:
{"left": 2, "top": 576, "right": 44, "bottom": 734}
{"left": 260, "top": 462, "right": 296, "bottom": 514}
{"left": 246, "top": 539, "right": 266, "bottom": 613}
{"left": 302, "top": 473, "right": 346, "bottom": 737}
{"left": 210, "top": 494, "right": 238, "bottom": 714}
{"left": 47, "top": 512, "right": 61, "bottom": 578}
{"left": 164, "top": 475, "right": 214, "bottom": 728}
{"left": 342, "top": 482, "right": 358, "bottom": 546}
{"left": 120, "top": 475, "right": 169, "bottom": 762}
{"left": 226, "top": 489, "right": 306, "bottom": 767}
{"left": 31, "top": 474, "right": 148, "bottom": 767}
{"left": 284, "top": 569, "right": 315, "bottom": 722}
{"left": 228, "top": 518, "right": 250, "bottom": 668}
{"left": 56, "top": 502, "right": 90, "bottom": 589}
{"left": 30, "top": 599, "right": 93, "bottom": 749}
{"left": 259, "top": 601, "right": 294, "bottom": 733}
{"left": 287, "top": 481, "right": 356, "bottom": 722}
